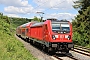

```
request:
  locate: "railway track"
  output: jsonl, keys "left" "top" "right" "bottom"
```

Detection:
{"left": 52, "top": 45, "right": 90, "bottom": 60}
{"left": 72, "top": 45, "right": 90, "bottom": 57}
{"left": 52, "top": 53, "right": 79, "bottom": 60}
{"left": 53, "top": 55, "right": 63, "bottom": 60}
{"left": 65, "top": 53, "right": 79, "bottom": 60}
{"left": 75, "top": 45, "right": 90, "bottom": 51}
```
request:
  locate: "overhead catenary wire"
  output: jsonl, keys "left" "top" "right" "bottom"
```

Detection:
{"left": 42, "top": 0, "right": 66, "bottom": 12}
{"left": 41, "top": 0, "right": 66, "bottom": 19}
{"left": 31, "top": 0, "right": 49, "bottom": 13}
{"left": 30, "top": 0, "right": 66, "bottom": 19}
{"left": 28, "top": 0, "right": 49, "bottom": 19}
{"left": 31, "top": 0, "right": 66, "bottom": 13}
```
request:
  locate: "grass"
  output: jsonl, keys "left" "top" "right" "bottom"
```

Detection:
{"left": 0, "top": 19, "right": 38, "bottom": 60}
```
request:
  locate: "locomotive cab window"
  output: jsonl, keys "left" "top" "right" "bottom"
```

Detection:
{"left": 52, "top": 22, "right": 70, "bottom": 33}
{"left": 52, "top": 24, "right": 60, "bottom": 31}
{"left": 61, "top": 24, "right": 70, "bottom": 31}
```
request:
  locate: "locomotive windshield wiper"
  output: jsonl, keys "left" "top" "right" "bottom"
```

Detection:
{"left": 62, "top": 30, "right": 70, "bottom": 33}
{"left": 52, "top": 30, "right": 70, "bottom": 34}
{"left": 52, "top": 30, "right": 59, "bottom": 33}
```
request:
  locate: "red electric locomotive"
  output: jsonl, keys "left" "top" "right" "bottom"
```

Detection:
{"left": 16, "top": 19, "right": 74, "bottom": 54}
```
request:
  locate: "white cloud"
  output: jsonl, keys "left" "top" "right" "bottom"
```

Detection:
{"left": 0, "top": 0, "right": 77, "bottom": 20}
{"left": 6, "top": 14, "right": 21, "bottom": 17}
{"left": 1, "top": 0, "right": 34, "bottom": 14}
{"left": 33, "top": 0, "right": 51, "bottom": 8}
{"left": 45, "top": 13, "right": 76, "bottom": 21}
{"left": 33, "top": 0, "right": 75, "bottom": 10}
{"left": 1, "top": 0, "right": 37, "bottom": 18}
{"left": 0, "top": 0, "right": 29, "bottom": 7}
{"left": 4, "top": 5, "right": 33, "bottom": 14}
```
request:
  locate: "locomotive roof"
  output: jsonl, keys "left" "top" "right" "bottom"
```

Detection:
{"left": 21, "top": 22, "right": 31, "bottom": 27}
{"left": 47, "top": 18, "right": 69, "bottom": 22}
{"left": 52, "top": 21, "right": 69, "bottom": 24}
{"left": 51, "top": 20, "right": 69, "bottom": 22}
{"left": 31, "top": 22, "right": 44, "bottom": 27}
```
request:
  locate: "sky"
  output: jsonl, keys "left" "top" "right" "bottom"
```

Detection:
{"left": 0, "top": 0, "right": 78, "bottom": 21}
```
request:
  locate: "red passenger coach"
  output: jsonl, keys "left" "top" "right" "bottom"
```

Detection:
{"left": 16, "top": 26, "right": 21, "bottom": 36}
{"left": 16, "top": 22, "right": 33, "bottom": 39}
{"left": 16, "top": 19, "right": 74, "bottom": 54}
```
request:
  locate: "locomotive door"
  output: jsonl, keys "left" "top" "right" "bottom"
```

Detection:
{"left": 43, "top": 24, "right": 49, "bottom": 41}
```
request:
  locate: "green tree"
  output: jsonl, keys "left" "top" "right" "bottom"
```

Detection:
{"left": 33, "top": 16, "right": 41, "bottom": 22}
{"left": 0, "top": 12, "right": 3, "bottom": 19}
{"left": 72, "top": 0, "right": 90, "bottom": 47}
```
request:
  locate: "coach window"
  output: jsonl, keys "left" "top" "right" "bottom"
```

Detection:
{"left": 26, "top": 28, "right": 28, "bottom": 33}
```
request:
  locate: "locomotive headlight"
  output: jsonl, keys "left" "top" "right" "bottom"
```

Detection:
{"left": 65, "top": 35, "right": 71, "bottom": 40}
{"left": 52, "top": 35, "right": 58, "bottom": 40}
{"left": 68, "top": 35, "right": 71, "bottom": 40}
{"left": 52, "top": 35, "right": 56, "bottom": 40}
{"left": 55, "top": 35, "right": 58, "bottom": 38}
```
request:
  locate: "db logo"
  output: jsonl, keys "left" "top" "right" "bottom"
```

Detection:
{"left": 60, "top": 35, "right": 64, "bottom": 38}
